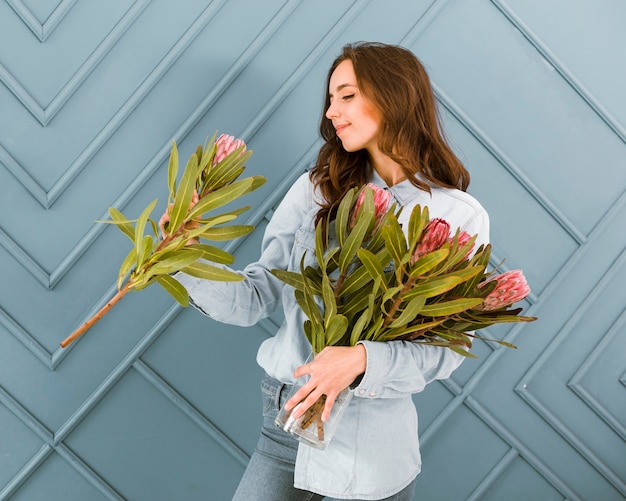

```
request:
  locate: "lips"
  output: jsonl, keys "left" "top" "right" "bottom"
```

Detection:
{"left": 334, "top": 123, "right": 349, "bottom": 135}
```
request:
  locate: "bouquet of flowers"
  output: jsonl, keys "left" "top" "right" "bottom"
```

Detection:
{"left": 272, "top": 183, "right": 536, "bottom": 447}
{"left": 61, "top": 133, "right": 265, "bottom": 348}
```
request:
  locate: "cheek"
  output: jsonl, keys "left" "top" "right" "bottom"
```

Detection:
{"left": 364, "top": 105, "right": 383, "bottom": 132}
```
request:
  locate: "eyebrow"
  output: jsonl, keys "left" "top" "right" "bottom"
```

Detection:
{"left": 329, "top": 83, "right": 357, "bottom": 98}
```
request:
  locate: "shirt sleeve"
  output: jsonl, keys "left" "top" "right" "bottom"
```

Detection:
{"left": 174, "top": 172, "right": 312, "bottom": 327}
{"left": 353, "top": 198, "right": 490, "bottom": 398}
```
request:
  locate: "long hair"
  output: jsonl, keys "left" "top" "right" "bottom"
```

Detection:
{"left": 310, "top": 42, "right": 470, "bottom": 224}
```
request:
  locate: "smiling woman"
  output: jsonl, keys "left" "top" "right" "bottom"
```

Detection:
{"left": 325, "top": 60, "right": 383, "bottom": 158}
{"left": 171, "top": 41, "right": 490, "bottom": 501}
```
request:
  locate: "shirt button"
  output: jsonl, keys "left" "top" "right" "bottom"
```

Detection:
{"left": 369, "top": 391, "right": 376, "bottom": 397}
{"left": 358, "top": 389, "right": 365, "bottom": 395}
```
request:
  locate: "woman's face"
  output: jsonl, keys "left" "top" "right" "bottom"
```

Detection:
{"left": 326, "top": 59, "right": 383, "bottom": 156}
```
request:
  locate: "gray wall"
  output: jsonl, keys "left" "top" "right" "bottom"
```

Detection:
{"left": 1, "top": 1, "right": 624, "bottom": 499}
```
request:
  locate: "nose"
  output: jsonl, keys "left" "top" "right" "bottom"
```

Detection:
{"left": 326, "top": 100, "right": 339, "bottom": 120}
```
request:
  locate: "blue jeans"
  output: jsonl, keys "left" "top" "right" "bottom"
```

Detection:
{"left": 232, "top": 375, "right": 417, "bottom": 501}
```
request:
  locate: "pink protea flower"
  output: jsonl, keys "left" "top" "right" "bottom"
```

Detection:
{"left": 213, "top": 134, "right": 246, "bottom": 165}
{"left": 479, "top": 270, "right": 530, "bottom": 311}
{"left": 412, "top": 218, "right": 450, "bottom": 261}
{"left": 453, "top": 230, "right": 475, "bottom": 260}
{"left": 350, "top": 183, "right": 391, "bottom": 229}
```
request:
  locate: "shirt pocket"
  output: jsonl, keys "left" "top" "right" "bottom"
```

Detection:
{"left": 289, "top": 226, "right": 318, "bottom": 271}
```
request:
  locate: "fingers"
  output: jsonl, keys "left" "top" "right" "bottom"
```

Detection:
{"left": 158, "top": 211, "right": 170, "bottom": 239}
{"left": 292, "top": 361, "right": 311, "bottom": 379}
{"left": 321, "top": 394, "right": 335, "bottom": 422}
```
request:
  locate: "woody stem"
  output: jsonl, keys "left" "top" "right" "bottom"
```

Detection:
{"left": 383, "top": 276, "right": 416, "bottom": 327}
{"left": 60, "top": 281, "right": 133, "bottom": 348}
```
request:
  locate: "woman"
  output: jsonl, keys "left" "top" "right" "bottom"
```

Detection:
{"left": 173, "top": 42, "right": 489, "bottom": 500}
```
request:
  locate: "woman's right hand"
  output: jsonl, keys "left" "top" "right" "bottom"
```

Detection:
{"left": 158, "top": 190, "right": 201, "bottom": 245}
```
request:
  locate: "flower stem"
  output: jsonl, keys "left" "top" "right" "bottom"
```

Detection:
{"left": 383, "top": 276, "right": 416, "bottom": 327}
{"left": 60, "top": 281, "right": 132, "bottom": 348}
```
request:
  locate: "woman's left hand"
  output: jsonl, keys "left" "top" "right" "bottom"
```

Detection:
{"left": 285, "top": 344, "right": 366, "bottom": 422}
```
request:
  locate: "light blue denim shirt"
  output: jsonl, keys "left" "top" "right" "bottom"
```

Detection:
{"left": 175, "top": 169, "right": 490, "bottom": 500}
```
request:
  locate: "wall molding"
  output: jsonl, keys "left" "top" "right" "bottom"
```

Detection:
{"left": 6, "top": 0, "right": 77, "bottom": 42}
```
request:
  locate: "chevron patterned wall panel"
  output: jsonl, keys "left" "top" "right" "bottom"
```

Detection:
{"left": 1, "top": 1, "right": 624, "bottom": 500}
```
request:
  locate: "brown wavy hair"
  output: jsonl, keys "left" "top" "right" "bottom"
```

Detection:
{"left": 310, "top": 42, "right": 470, "bottom": 224}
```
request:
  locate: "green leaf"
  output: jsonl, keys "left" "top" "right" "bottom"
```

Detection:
{"left": 407, "top": 204, "right": 429, "bottom": 250}
{"left": 136, "top": 234, "right": 155, "bottom": 270}
{"left": 202, "top": 147, "right": 251, "bottom": 191}
{"left": 187, "top": 243, "right": 235, "bottom": 265}
{"left": 167, "top": 141, "right": 179, "bottom": 200}
{"left": 147, "top": 249, "right": 203, "bottom": 276}
{"left": 375, "top": 319, "right": 446, "bottom": 342}
{"left": 381, "top": 213, "right": 407, "bottom": 264}
{"left": 409, "top": 248, "right": 450, "bottom": 277}
{"left": 107, "top": 208, "right": 136, "bottom": 242}
{"left": 210, "top": 149, "right": 252, "bottom": 188}
{"left": 350, "top": 307, "right": 372, "bottom": 346}
{"left": 420, "top": 298, "right": 484, "bottom": 317}
{"left": 300, "top": 281, "right": 324, "bottom": 327}
{"left": 197, "top": 132, "right": 218, "bottom": 178}
{"left": 382, "top": 286, "right": 403, "bottom": 304}
{"left": 300, "top": 267, "right": 321, "bottom": 296}
{"left": 341, "top": 286, "right": 373, "bottom": 319}
{"left": 402, "top": 275, "right": 467, "bottom": 301}
{"left": 246, "top": 175, "right": 267, "bottom": 194}
{"left": 457, "top": 244, "right": 492, "bottom": 295}
{"left": 339, "top": 210, "right": 373, "bottom": 273}
{"left": 181, "top": 262, "right": 243, "bottom": 282}
{"left": 444, "top": 344, "right": 476, "bottom": 358}
{"left": 335, "top": 188, "right": 355, "bottom": 247}
{"left": 445, "top": 230, "right": 478, "bottom": 269}
{"left": 303, "top": 320, "right": 314, "bottom": 348}
{"left": 198, "top": 225, "right": 254, "bottom": 241}
{"left": 358, "top": 248, "right": 385, "bottom": 282}
{"left": 187, "top": 177, "right": 254, "bottom": 220}
{"left": 315, "top": 218, "right": 328, "bottom": 271}
{"left": 364, "top": 315, "right": 384, "bottom": 341}
{"left": 271, "top": 269, "right": 306, "bottom": 291}
{"left": 325, "top": 314, "right": 349, "bottom": 346}
{"left": 133, "top": 199, "right": 158, "bottom": 260}
{"left": 337, "top": 266, "right": 371, "bottom": 297}
{"left": 322, "top": 275, "right": 337, "bottom": 328}
{"left": 197, "top": 205, "right": 250, "bottom": 223}
{"left": 366, "top": 207, "right": 395, "bottom": 253}
{"left": 389, "top": 295, "right": 426, "bottom": 328}
{"left": 169, "top": 152, "right": 198, "bottom": 233}
{"left": 157, "top": 275, "right": 189, "bottom": 307}
{"left": 117, "top": 246, "right": 137, "bottom": 289}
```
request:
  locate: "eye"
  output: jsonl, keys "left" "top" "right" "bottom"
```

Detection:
{"left": 342, "top": 94, "right": 355, "bottom": 101}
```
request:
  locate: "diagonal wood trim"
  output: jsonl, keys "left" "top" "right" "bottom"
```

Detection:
{"left": 466, "top": 449, "right": 518, "bottom": 501}
{"left": 492, "top": 0, "right": 626, "bottom": 147}
{"left": 432, "top": 84, "right": 586, "bottom": 245}
{"left": 133, "top": 359, "right": 250, "bottom": 467}
{"left": 0, "top": 377, "right": 124, "bottom": 499}
{"left": 516, "top": 195, "right": 626, "bottom": 395}
{"left": 1, "top": 0, "right": 150, "bottom": 125}
{"left": 568, "top": 305, "right": 626, "bottom": 440}
{"left": 6, "top": 0, "right": 77, "bottom": 42}
{"left": 465, "top": 396, "right": 583, "bottom": 501}
{"left": 0, "top": 306, "right": 52, "bottom": 368}
{"left": 55, "top": 443, "right": 125, "bottom": 500}
{"left": 54, "top": 305, "right": 181, "bottom": 438}
{"left": 0, "top": 444, "right": 53, "bottom": 500}
{"left": 0, "top": 226, "right": 49, "bottom": 288}
{"left": 0, "top": 385, "right": 53, "bottom": 443}
{"left": 515, "top": 383, "right": 626, "bottom": 496}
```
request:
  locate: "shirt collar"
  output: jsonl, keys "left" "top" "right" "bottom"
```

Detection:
{"left": 368, "top": 168, "right": 432, "bottom": 205}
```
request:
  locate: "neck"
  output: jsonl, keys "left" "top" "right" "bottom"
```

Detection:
{"left": 369, "top": 150, "right": 406, "bottom": 186}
